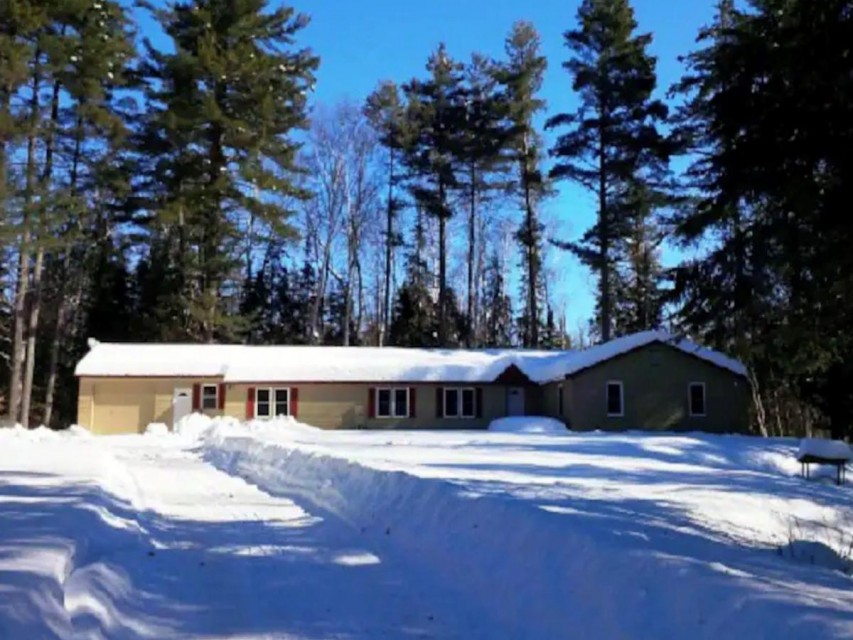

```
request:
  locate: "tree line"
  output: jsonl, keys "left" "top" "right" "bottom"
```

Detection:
{"left": 1, "top": 0, "right": 851, "bottom": 439}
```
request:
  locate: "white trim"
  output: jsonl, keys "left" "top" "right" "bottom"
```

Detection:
{"left": 255, "top": 386, "right": 290, "bottom": 418}
{"left": 688, "top": 382, "right": 706, "bottom": 417}
{"left": 201, "top": 383, "right": 219, "bottom": 410}
{"left": 375, "top": 387, "right": 409, "bottom": 419}
{"left": 444, "top": 387, "right": 476, "bottom": 419}
{"left": 606, "top": 381, "right": 624, "bottom": 418}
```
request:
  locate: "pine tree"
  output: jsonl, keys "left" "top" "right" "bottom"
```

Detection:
{"left": 137, "top": 0, "right": 318, "bottom": 342}
{"left": 671, "top": 0, "right": 853, "bottom": 438}
{"left": 497, "top": 21, "right": 549, "bottom": 348}
{"left": 456, "top": 54, "right": 509, "bottom": 346}
{"left": 547, "top": 0, "right": 671, "bottom": 342}
{"left": 364, "top": 81, "right": 408, "bottom": 346}
{"left": 402, "top": 44, "right": 466, "bottom": 347}
{"left": 481, "top": 251, "right": 514, "bottom": 347}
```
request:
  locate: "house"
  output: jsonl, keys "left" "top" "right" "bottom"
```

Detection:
{"left": 74, "top": 331, "right": 750, "bottom": 435}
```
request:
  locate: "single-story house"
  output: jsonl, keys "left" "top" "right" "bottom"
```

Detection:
{"left": 74, "top": 330, "right": 750, "bottom": 435}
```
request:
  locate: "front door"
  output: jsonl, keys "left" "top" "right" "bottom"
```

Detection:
{"left": 172, "top": 387, "right": 192, "bottom": 429}
{"left": 507, "top": 387, "right": 525, "bottom": 416}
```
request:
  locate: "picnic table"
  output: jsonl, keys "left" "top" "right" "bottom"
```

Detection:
{"left": 797, "top": 438, "right": 851, "bottom": 485}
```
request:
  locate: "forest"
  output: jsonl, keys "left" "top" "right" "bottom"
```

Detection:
{"left": 1, "top": 0, "right": 851, "bottom": 438}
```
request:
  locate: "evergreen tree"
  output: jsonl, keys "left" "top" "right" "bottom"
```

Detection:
{"left": 672, "top": 0, "right": 853, "bottom": 438}
{"left": 137, "top": 0, "right": 318, "bottom": 342}
{"left": 497, "top": 21, "right": 549, "bottom": 348}
{"left": 364, "top": 81, "right": 408, "bottom": 346}
{"left": 481, "top": 252, "right": 514, "bottom": 347}
{"left": 402, "top": 44, "right": 466, "bottom": 347}
{"left": 547, "top": 0, "right": 671, "bottom": 342}
{"left": 457, "top": 54, "right": 509, "bottom": 346}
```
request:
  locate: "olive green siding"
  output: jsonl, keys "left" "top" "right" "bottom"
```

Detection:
{"left": 542, "top": 344, "right": 748, "bottom": 432}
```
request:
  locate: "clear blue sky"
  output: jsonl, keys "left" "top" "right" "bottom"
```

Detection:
{"left": 134, "top": 0, "right": 716, "bottom": 336}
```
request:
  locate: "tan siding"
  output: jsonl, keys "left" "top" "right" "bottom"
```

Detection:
{"left": 80, "top": 376, "right": 225, "bottom": 434}
{"left": 558, "top": 344, "right": 748, "bottom": 432}
{"left": 77, "top": 378, "right": 94, "bottom": 429}
{"left": 225, "top": 383, "right": 506, "bottom": 429}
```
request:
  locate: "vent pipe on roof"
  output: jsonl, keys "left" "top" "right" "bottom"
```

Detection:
{"left": 87, "top": 338, "right": 100, "bottom": 350}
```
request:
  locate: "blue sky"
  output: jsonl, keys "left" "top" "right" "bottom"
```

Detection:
{"left": 134, "top": 0, "right": 716, "bottom": 335}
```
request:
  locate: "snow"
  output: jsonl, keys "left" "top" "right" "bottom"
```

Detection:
{"left": 74, "top": 330, "right": 746, "bottom": 384}
{"left": 199, "top": 421, "right": 853, "bottom": 639}
{"left": 5, "top": 420, "right": 850, "bottom": 638}
{"left": 143, "top": 422, "right": 169, "bottom": 436}
{"left": 488, "top": 415, "right": 567, "bottom": 434}
{"left": 798, "top": 438, "right": 852, "bottom": 460}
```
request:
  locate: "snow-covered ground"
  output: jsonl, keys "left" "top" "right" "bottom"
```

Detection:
{"left": 2, "top": 420, "right": 853, "bottom": 639}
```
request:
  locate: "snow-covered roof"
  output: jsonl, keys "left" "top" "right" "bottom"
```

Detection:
{"left": 74, "top": 331, "right": 746, "bottom": 383}
{"left": 554, "top": 330, "right": 748, "bottom": 379}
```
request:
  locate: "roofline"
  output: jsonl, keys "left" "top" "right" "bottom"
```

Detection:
{"left": 76, "top": 374, "right": 514, "bottom": 385}
{"left": 563, "top": 338, "right": 747, "bottom": 380}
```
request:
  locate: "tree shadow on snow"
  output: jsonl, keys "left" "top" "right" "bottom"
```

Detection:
{"left": 0, "top": 471, "right": 444, "bottom": 640}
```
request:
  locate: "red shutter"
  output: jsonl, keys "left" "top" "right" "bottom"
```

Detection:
{"left": 246, "top": 387, "right": 255, "bottom": 419}
{"left": 192, "top": 384, "right": 201, "bottom": 411}
{"left": 218, "top": 383, "right": 226, "bottom": 411}
{"left": 476, "top": 387, "right": 483, "bottom": 418}
{"left": 367, "top": 388, "right": 376, "bottom": 418}
{"left": 290, "top": 387, "right": 299, "bottom": 418}
{"left": 409, "top": 387, "right": 416, "bottom": 418}
{"left": 436, "top": 387, "right": 444, "bottom": 418}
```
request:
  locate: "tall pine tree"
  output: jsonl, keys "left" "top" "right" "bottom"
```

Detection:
{"left": 547, "top": 0, "right": 671, "bottom": 342}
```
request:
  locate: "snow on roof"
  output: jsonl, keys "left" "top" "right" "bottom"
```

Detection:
{"left": 553, "top": 330, "right": 748, "bottom": 379}
{"left": 74, "top": 331, "right": 746, "bottom": 383}
{"left": 74, "top": 343, "right": 246, "bottom": 379}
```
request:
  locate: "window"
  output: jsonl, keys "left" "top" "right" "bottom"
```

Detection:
{"left": 444, "top": 387, "right": 476, "bottom": 418}
{"left": 202, "top": 384, "right": 218, "bottom": 410}
{"left": 606, "top": 381, "right": 623, "bottom": 417}
{"left": 689, "top": 383, "right": 706, "bottom": 417}
{"left": 256, "top": 387, "right": 290, "bottom": 418}
{"left": 376, "top": 388, "right": 409, "bottom": 418}
{"left": 558, "top": 384, "right": 564, "bottom": 415}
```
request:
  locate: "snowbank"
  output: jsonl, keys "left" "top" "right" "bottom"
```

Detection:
{"left": 798, "top": 438, "right": 852, "bottom": 460}
{"left": 144, "top": 422, "right": 170, "bottom": 436}
{"left": 202, "top": 427, "right": 853, "bottom": 639}
{"left": 488, "top": 416, "right": 567, "bottom": 434}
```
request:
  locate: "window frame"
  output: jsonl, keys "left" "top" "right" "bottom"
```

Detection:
{"left": 606, "top": 381, "right": 624, "bottom": 418}
{"left": 688, "top": 382, "right": 707, "bottom": 417}
{"left": 255, "top": 387, "right": 290, "bottom": 419}
{"left": 444, "top": 387, "right": 476, "bottom": 419}
{"left": 375, "top": 387, "right": 409, "bottom": 419}
{"left": 201, "top": 384, "right": 219, "bottom": 410}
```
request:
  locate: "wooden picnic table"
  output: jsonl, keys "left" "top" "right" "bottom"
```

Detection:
{"left": 797, "top": 453, "right": 849, "bottom": 485}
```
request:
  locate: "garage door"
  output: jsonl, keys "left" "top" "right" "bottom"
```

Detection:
{"left": 92, "top": 395, "right": 144, "bottom": 434}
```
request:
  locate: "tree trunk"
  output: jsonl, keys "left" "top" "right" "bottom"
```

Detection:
{"left": 597, "top": 121, "right": 611, "bottom": 343}
{"left": 437, "top": 180, "right": 448, "bottom": 346}
{"left": 44, "top": 112, "right": 85, "bottom": 428}
{"left": 20, "top": 75, "right": 62, "bottom": 427}
{"left": 20, "top": 248, "right": 44, "bottom": 428}
{"left": 8, "top": 50, "right": 42, "bottom": 425}
{"left": 522, "top": 135, "right": 539, "bottom": 348}
{"left": 466, "top": 163, "right": 477, "bottom": 348}
{"left": 382, "top": 148, "right": 395, "bottom": 347}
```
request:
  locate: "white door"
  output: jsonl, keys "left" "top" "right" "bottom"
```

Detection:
{"left": 173, "top": 388, "right": 192, "bottom": 429}
{"left": 507, "top": 387, "right": 525, "bottom": 416}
